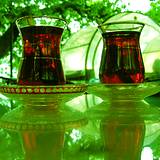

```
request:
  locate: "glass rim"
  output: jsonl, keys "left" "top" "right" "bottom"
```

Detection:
{"left": 98, "top": 21, "right": 145, "bottom": 28}
{"left": 16, "top": 15, "right": 67, "bottom": 28}
{"left": 98, "top": 21, "right": 145, "bottom": 33}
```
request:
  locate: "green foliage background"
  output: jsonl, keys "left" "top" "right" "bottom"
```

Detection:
{"left": 0, "top": 0, "right": 160, "bottom": 78}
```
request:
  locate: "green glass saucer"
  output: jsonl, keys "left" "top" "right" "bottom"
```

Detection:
{"left": 0, "top": 84, "right": 87, "bottom": 108}
{"left": 88, "top": 82, "right": 160, "bottom": 100}
{"left": 0, "top": 84, "right": 88, "bottom": 131}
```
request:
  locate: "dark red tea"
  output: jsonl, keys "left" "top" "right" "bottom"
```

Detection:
{"left": 99, "top": 31, "right": 145, "bottom": 83}
{"left": 17, "top": 26, "right": 65, "bottom": 85}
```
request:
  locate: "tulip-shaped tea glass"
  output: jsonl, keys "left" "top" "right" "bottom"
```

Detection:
{"left": 86, "top": 21, "right": 160, "bottom": 160}
{"left": 16, "top": 16, "right": 66, "bottom": 85}
{"left": 98, "top": 22, "right": 145, "bottom": 83}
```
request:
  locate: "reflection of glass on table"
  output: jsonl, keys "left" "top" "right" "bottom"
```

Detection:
{"left": 0, "top": 84, "right": 87, "bottom": 160}
{"left": 86, "top": 82, "right": 160, "bottom": 160}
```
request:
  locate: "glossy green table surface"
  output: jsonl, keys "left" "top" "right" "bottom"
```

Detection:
{"left": 0, "top": 92, "right": 159, "bottom": 160}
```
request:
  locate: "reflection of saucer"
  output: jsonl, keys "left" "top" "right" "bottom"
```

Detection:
{"left": 88, "top": 82, "right": 160, "bottom": 100}
{"left": 85, "top": 99, "right": 160, "bottom": 121}
{"left": 0, "top": 84, "right": 87, "bottom": 107}
{"left": 0, "top": 106, "right": 87, "bottom": 132}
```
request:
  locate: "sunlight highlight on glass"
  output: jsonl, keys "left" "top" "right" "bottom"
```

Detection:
{"left": 141, "top": 147, "right": 153, "bottom": 160}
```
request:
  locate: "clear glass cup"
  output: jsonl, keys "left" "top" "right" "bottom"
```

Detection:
{"left": 98, "top": 22, "right": 145, "bottom": 83}
{"left": 16, "top": 16, "right": 66, "bottom": 85}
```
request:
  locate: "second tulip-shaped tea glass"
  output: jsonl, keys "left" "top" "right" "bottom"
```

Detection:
{"left": 98, "top": 22, "right": 145, "bottom": 83}
{"left": 16, "top": 16, "right": 66, "bottom": 85}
